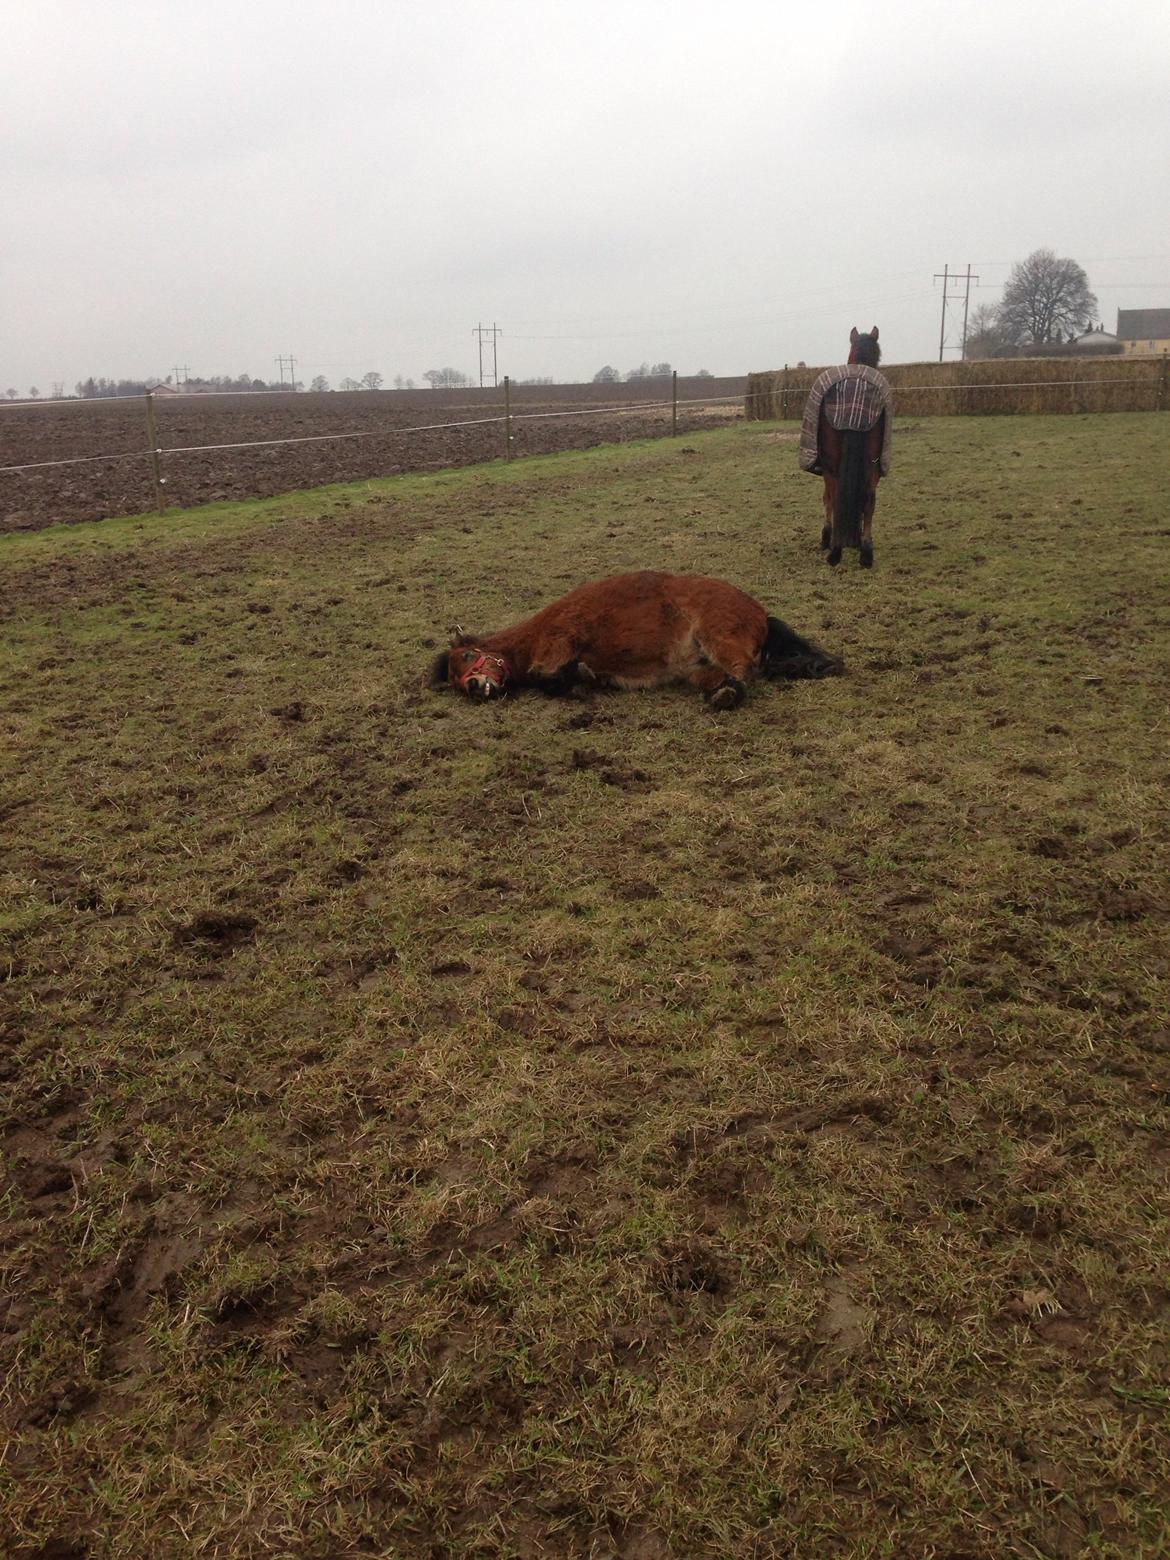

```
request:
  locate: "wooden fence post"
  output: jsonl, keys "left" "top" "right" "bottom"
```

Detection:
{"left": 671, "top": 370, "right": 678, "bottom": 436}
{"left": 503, "top": 375, "right": 512, "bottom": 460}
{"left": 143, "top": 392, "right": 166, "bottom": 513}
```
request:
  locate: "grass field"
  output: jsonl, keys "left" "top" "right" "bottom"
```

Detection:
{"left": 2, "top": 414, "right": 1168, "bottom": 1558}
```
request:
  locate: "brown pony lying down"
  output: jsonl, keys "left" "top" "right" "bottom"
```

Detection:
{"left": 431, "top": 571, "right": 842, "bottom": 709}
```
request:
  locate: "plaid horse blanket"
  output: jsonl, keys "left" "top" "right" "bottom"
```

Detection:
{"left": 798, "top": 364, "right": 894, "bottom": 476}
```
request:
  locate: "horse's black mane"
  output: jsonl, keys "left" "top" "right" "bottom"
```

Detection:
{"left": 430, "top": 648, "right": 452, "bottom": 685}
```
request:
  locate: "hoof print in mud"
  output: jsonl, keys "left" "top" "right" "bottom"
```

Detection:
{"left": 172, "top": 910, "right": 258, "bottom": 954}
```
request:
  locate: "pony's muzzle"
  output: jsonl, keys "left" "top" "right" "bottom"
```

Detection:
{"left": 466, "top": 676, "right": 499, "bottom": 700}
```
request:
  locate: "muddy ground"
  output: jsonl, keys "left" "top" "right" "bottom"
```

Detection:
{"left": 2, "top": 414, "right": 1169, "bottom": 1557}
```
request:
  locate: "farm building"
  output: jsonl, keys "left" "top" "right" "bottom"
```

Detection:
{"left": 1116, "top": 307, "right": 1170, "bottom": 354}
{"left": 1069, "top": 324, "right": 1122, "bottom": 354}
{"left": 987, "top": 326, "right": 1124, "bottom": 359}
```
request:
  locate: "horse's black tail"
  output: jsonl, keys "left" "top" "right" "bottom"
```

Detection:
{"left": 833, "top": 429, "right": 867, "bottom": 551}
{"left": 761, "top": 615, "right": 843, "bottom": 680}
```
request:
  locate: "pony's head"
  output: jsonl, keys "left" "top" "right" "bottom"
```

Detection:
{"left": 848, "top": 326, "right": 881, "bottom": 367}
{"left": 431, "top": 637, "right": 509, "bottom": 700}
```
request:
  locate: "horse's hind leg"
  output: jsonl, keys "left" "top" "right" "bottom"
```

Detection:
{"left": 859, "top": 425, "right": 883, "bottom": 569}
{"left": 825, "top": 477, "right": 842, "bottom": 566}
{"left": 821, "top": 477, "right": 835, "bottom": 555}
{"left": 860, "top": 483, "right": 878, "bottom": 569}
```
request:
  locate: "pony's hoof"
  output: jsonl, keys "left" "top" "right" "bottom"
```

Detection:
{"left": 827, "top": 548, "right": 842, "bottom": 567}
{"left": 707, "top": 678, "right": 745, "bottom": 711}
{"left": 860, "top": 547, "right": 874, "bottom": 569}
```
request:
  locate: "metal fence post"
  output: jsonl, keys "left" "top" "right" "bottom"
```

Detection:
{"left": 143, "top": 392, "right": 166, "bottom": 513}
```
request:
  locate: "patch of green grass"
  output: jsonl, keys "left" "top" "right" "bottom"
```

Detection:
{"left": 2, "top": 414, "right": 1169, "bottom": 1557}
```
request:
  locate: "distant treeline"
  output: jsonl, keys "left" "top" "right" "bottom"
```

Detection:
{"left": 74, "top": 374, "right": 285, "bottom": 398}
{"left": 64, "top": 364, "right": 722, "bottom": 399}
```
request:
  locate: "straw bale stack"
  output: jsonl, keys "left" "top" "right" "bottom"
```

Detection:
{"left": 745, "top": 355, "right": 1168, "bottom": 421}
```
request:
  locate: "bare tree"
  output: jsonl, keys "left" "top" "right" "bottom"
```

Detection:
{"left": 339, "top": 377, "right": 360, "bottom": 391}
{"left": 423, "top": 368, "right": 470, "bottom": 388}
{"left": 360, "top": 371, "right": 384, "bottom": 390}
{"left": 593, "top": 365, "right": 621, "bottom": 383}
{"left": 964, "top": 301, "right": 1014, "bottom": 360}
{"left": 998, "top": 249, "right": 1097, "bottom": 346}
{"left": 309, "top": 375, "right": 330, "bottom": 393}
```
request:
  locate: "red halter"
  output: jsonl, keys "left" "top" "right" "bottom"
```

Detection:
{"left": 452, "top": 649, "right": 509, "bottom": 692}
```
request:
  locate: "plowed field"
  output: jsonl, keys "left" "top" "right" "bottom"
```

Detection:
{"left": 0, "top": 380, "right": 745, "bottom": 531}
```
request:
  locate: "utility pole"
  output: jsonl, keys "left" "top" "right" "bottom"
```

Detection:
{"left": 933, "top": 265, "right": 980, "bottom": 360}
{"left": 473, "top": 323, "right": 502, "bottom": 387}
{"left": 172, "top": 363, "right": 189, "bottom": 387}
{"left": 275, "top": 354, "right": 297, "bottom": 390}
{"left": 959, "top": 264, "right": 978, "bottom": 359}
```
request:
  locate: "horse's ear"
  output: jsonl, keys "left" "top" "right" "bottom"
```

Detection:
{"left": 850, "top": 326, "right": 859, "bottom": 344}
{"left": 870, "top": 326, "right": 879, "bottom": 340}
{"left": 429, "top": 648, "right": 451, "bottom": 687}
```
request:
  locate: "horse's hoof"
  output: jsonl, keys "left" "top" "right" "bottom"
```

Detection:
{"left": 707, "top": 678, "right": 745, "bottom": 710}
{"left": 827, "top": 548, "right": 842, "bottom": 567}
{"left": 860, "top": 547, "right": 874, "bottom": 569}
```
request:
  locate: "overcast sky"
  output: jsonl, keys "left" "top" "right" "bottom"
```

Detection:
{"left": 4, "top": 0, "right": 1169, "bottom": 393}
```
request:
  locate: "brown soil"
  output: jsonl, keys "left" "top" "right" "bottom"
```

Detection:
{"left": 0, "top": 380, "right": 745, "bottom": 531}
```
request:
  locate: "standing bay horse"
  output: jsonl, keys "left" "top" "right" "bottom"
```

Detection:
{"left": 800, "top": 327, "right": 893, "bottom": 569}
{"left": 431, "top": 571, "right": 842, "bottom": 709}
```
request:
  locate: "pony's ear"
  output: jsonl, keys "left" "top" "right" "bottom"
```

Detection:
{"left": 870, "top": 325, "right": 879, "bottom": 340}
{"left": 429, "top": 648, "right": 451, "bottom": 687}
{"left": 850, "top": 326, "right": 859, "bottom": 343}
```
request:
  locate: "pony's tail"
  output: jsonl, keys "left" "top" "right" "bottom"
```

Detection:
{"left": 761, "top": 616, "right": 843, "bottom": 680}
{"left": 833, "top": 429, "right": 867, "bottom": 551}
